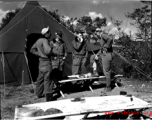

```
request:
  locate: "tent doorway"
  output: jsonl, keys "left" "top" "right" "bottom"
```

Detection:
{"left": 26, "top": 33, "right": 42, "bottom": 82}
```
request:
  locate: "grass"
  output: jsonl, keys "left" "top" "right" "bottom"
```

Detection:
{"left": 1, "top": 78, "right": 152, "bottom": 119}
{"left": 1, "top": 84, "right": 45, "bottom": 119}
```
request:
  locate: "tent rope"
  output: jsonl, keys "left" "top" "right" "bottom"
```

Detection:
{"left": 39, "top": 9, "right": 44, "bottom": 28}
{"left": 0, "top": 6, "right": 38, "bottom": 38}
{"left": 24, "top": 52, "right": 35, "bottom": 91}
{"left": 91, "top": 50, "right": 152, "bottom": 80}
{"left": 1, "top": 51, "right": 6, "bottom": 97}
{"left": 0, "top": 7, "right": 24, "bottom": 36}
{"left": 114, "top": 50, "right": 152, "bottom": 80}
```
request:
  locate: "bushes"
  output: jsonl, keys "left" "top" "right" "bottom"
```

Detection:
{"left": 113, "top": 37, "right": 152, "bottom": 80}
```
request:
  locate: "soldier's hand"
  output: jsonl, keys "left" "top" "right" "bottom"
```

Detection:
{"left": 80, "top": 37, "right": 83, "bottom": 42}
{"left": 103, "top": 48, "right": 107, "bottom": 56}
{"left": 103, "top": 51, "right": 106, "bottom": 56}
{"left": 103, "top": 48, "right": 107, "bottom": 52}
{"left": 63, "top": 57, "right": 66, "bottom": 60}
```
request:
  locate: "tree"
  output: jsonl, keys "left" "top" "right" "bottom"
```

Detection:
{"left": 107, "top": 12, "right": 152, "bottom": 80}
{"left": 126, "top": 2, "right": 151, "bottom": 47}
{"left": 93, "top": 17, "right": 107, "bottom": 28}
{"left": 47, "top": 9, "right": 61, "bottom": 22}
{"left": 125, "top": 1, "right": 152, "bottom": 79}
{"left": 0, "top": 8, "right": 21, "bottom": 31}
{"left": 78, "top": 16, "right": 92, "bottom": 26}
{"left": 76, "top": 16, "right": 108, "bottom": 36}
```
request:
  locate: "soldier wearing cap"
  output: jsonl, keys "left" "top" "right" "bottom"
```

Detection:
{"left": 95, "top": 27, "right": 113, "bottom": 92}
{"left": 30, "top": 26, "right": 54, "bottom": 101}
{"left": 72, "top": 30, "right": 88, "bottom": 75}
{"left": 49, "top": 30, "right": 67, "bottom": 82}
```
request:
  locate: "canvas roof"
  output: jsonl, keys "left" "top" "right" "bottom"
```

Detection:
{"left": 0, "top": 1, "right": 100, "bottom": 53}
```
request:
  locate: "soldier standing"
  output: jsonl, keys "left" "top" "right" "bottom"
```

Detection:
{"left": 49, "top": 30, "right": 67, "bottom": 83}
{"left": 95, "top": 28, "right": 113, "bottom": 92}
{"left": 30, "top": 26, "right": 54, "bottom": 101}
{"left": 72, "top": 30, "right": 88, "bottom": 75}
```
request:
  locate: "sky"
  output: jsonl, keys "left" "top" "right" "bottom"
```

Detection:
{"left": 0, "top": 0, "right": 145, "bottom": 36}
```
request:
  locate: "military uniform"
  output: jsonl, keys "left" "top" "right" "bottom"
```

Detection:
{"left": 97, "top": 33, "right": 113, "bottom": 90}
{"left": 49, "top": 39, "right": 67, "bottom": 80}
{"left": 30, "top": 37, "right": 53, "bottom": 100}
{"left": 72, "top": 37, "right": 88, "bottom": 75}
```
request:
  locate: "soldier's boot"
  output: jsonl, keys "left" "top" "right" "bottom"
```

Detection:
{"left": 45, "top": 93, "right": 54, "bottom": 102}
{"left": 103, "top": 87, "right": 112, "bottom": 93}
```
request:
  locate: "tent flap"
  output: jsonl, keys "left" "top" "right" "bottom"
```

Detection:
{"left": 0, "top": 53, "right": 30, "bottom": 84}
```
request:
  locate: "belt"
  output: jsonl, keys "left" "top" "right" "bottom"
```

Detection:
{"left": 39, "top": 57, "right": 50, "bottom": 61}
{"left": 73, "top": 54, "right": 86, "bottom": 58}
{"left": 52, "top": 56, "right": 64, "bottom": 60}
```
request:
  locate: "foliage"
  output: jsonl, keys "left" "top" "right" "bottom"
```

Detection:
{"left": 0, "top": 8, "right": 21, "bottom": 31}
{"left": 107, "top": 1, "right": 152, "bottom": 80}
{"left": 78, "top": 16, "right": 92, "bottom": 26}
{"left": 125, "top": 1, "right": 152, "bottom": 80}
{"left": 126, "top": 2, "right": 151, "bottom": 47}
{"left": 93, "top": 17, "right": 107, "bottom": 28}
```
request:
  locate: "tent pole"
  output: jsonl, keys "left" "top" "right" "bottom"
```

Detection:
{"left": 24, "top": 52, "right": 35, "bottom": 91}
{"left": 1, "top": 51, "right": 6, "bottom": 97}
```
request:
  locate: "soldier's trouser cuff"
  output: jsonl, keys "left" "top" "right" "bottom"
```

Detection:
{"left": 45, "top": 93, "right": 53, "bottom": 101}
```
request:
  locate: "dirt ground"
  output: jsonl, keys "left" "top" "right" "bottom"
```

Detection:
{"left": 1, "top": 78, "right": 152, "bottom": 119}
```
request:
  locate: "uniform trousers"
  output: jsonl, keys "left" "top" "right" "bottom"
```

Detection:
{"left": 72, "top": 56, "right": 87, "bottom": 75}
{"left": 35, "top": 59, "right": 54, "bottom": 101}
{"left": 100, "top": 52, "right": 113, "bottom": 88}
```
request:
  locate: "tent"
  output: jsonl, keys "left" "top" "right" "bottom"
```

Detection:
{"left": 0, "top": 1, "right": 100, "bottom": 85}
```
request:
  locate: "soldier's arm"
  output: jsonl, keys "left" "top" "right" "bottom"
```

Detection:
{"left": 96, "top": 49, "right": 101, "bottom": 56}
{"left": 49, "top": 41, "right": 56, "bottom": 56}
{"left": 85, "top": 42, "right": 88, "bottom": 58}
{"left": 30, "top": 43, "right": 39, "bottom": 56}
{"left": 49, "top": 41, "right": 53, "bottom": 50}
{"left": 42, "top": 39, "right": 51, "bottom": 55}
{"left": 101, "top": 34, "right": 113, "bottom": 49}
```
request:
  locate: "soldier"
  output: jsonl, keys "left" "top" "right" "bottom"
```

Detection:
{"left": 72, "top": 30, "right": 88, "bottom": 75}
{"left": 95, "top": 28, "right": 113, "bottom": 92}
{"left": 30, "top": 26, "right": 54, "bottom": 101}
{"left": 49, "top": 30, "right": 67, "bottom": 82}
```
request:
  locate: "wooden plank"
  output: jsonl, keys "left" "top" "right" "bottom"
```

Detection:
{"left": 89, "top": 86, "right": 94, "bottom": 92}
{"left": 59, "top": 90, "right": 65, "bottom": 98}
